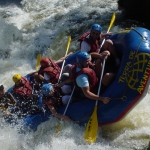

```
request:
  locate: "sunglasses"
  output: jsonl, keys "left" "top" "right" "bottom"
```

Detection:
{"left": 91, "top": 31, "right": 100, "bottom": 36}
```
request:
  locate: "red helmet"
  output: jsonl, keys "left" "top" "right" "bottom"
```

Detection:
{"left": 40, "top": 58, "right": 50, "bottom": 67}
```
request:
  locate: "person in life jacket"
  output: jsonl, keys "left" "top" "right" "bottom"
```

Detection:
{"left": 78, "top": 24, "right": 120, "bottom": 74}
{"left": 12, "top": 74, "right": 42, "bottom": 117}
{"left": 28, "top": 52, "right": 73, "bottom": 90}
{"left": 0, "top": 85, "right": 17, "bottom": 115}
{"left": 41, "top": 83, "right": 72, "bottom": 121}
{"left": 33, "top": 57, "right": 61, "bottom": 85}
{"left": 12, "top": 74, "right": 33, "bottom": 99}
{"left": 57, "top": 51, "right": 112, "bottom": 104}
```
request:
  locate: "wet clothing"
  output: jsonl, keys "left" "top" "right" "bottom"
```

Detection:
{"left": 79, "top": 32, "right": 118, "bottom": 74}
{"left": 11, "top": 77, "right": 42, "bottom": 117}
{"left": 42, "top": 87, "right": 63, "bottom": 109}
{"left": 76, "top": 73, "right": 89, "bottom": 87}
{"left": 69, "top": 64, "right": 98, "bottom": 93}
{"left": 78, "top": 32, "right": 102, "bottom": 53}
{"left": 38, "top": 58, "right": 61, "bottom": 84}
{"left": 79, "top": 31, "right": 118, "bottom": 76}
{"left": 13, "top": 77, "right": 32, "bottom": 99}
{"left": 0, "top": 92, "right": 40, "bottom": 120}
{"left": 7, "top": 93, "right": 42, "bottom": 118}
{"left": 60, "top": 64, "right": 72, "bottom": 82}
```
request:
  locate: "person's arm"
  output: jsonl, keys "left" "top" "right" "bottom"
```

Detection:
{"left": 101, "top": 32, "right": 113, "bottom": 39}
{"left": 8, "top": 92, "right": 17, "bottom": 106}
{"left": 28, "top": 71, "right": 38, "bottom": 76}
{"left": 90, "top": 51, "right": 110, "bottom": 60}
{"left": 76, "top": 74, "right": 110, "bottom": 104}
{"left": 55, "top": 52, "right": 73, "bottom": 64}
{"left": 81, "top": 86, "right": 110, "bottom": 104}
{"left": 57, "top": 79, "right": 73, "bottom": 88}
{"left": 48, "top": 105, "right": 71, "bottom": 121}
{"left": 90, "top": 52, "right": 103, "bottom": 59}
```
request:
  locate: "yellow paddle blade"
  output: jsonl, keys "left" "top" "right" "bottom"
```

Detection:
{"left": 65, "top": 36, "right": 71, "bottom": 56}
{"left": 84, "top": 105, "right": 98, "bottom": 144}
{"left": 55, "top": 122, "right": 61, "bottom": 135}
{"left": 36, "top": 54, "right": 41, "bottom": 70}
{"left": 1, "top": 106, "right": 7, "bottom": 111}
{"left": 107, "top": 12, "right": 116, "bottom": 32}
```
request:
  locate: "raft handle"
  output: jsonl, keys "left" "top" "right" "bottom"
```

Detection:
{"left": 111, "top": 96, "right": 127, "bottom": 101}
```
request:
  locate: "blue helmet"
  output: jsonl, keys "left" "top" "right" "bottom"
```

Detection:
{"left": 41, "top": 83, "right": 53, "bottom": 96}
{"left": 76, "top": 51, "right": 90, "bottom": 67}
{"left": 91, "top": 24, "right": 102, "bottom": 33}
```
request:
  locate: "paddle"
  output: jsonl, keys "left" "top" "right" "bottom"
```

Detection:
{"left": 57, "top": 36, "right": 71, "bottom": 83}
{"left": 84, "top": 59, "right": 105, "bottom": 144}
{"left": 99, "top": 12, "right": 116, "bottom": 51}
{"left": 55, "top": 86, "right": 75, "bottom": 134}
{"left": 31, "top": 53, "right": 41, "bottom": 94}
{"left": 84, "top": 12, "right": 116, "bottom": 144}
{"left": 55, "top": 36, "right": 72, "bottom": 134}
{"left": 36, "top": 54, "right": 41, "bottom": 71}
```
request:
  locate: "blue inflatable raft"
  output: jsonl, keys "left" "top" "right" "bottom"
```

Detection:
{"left": 20, "top": 27, "right": 150, "bottom": 131}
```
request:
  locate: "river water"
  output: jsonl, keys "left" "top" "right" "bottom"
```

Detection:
{"left": 0, "top": 0, "right": 150, "bottom": 149}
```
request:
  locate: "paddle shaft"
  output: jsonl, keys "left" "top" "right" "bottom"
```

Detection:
{"left": 57, "top": 36, "right": 71, "bottom": 83}
{"left": 95, "top": 13, "right": 116, "bottom": 112}
{"left": 96, "top": 13, "right": 116, "bottom": 99}
{"left": 95, "top": 59, "right": 106, "bottom": 106}
{"left": 55, "top": 85, "right": 75, "bottom": 134}
{"left": 32, "top": 54, "right": 42, "bottom": 94}
{"left": 95, "top": 13, "right": 116, "bottom": 101}
{"left": 63, "top": 86, "right": 75, "bottom": 115}
{"left": 36, "top": 54, "right": 41, "bottom": 71}
{"left": 99, "top": 13, "right": 116, "bottom": 53}
{"left": 55, "top": 36, "right": 72, "bottom": 134}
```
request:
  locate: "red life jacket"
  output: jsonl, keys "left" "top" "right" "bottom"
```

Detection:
{"left": 78, "top": 32, "right": 101, "bottom": 53}
{"left": 13, "top": 77, "right": 32, "bottom": 98}
{"left": 69, "top": 64, "right": 98, "bottom": 92}
{"left": 42, "top": 87, "right": 63, "bottom": 109}
{"left": 38, "top": 58, "right": 60, "bottom": 84}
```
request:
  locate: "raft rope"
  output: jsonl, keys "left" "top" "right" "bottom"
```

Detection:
{"left": 75, "top": 28, "right": 146, "bottom": 122}
{"left": 132, "top": 28, "right": 146, "bottom": 40}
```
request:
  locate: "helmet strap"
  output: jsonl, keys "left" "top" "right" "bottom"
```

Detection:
{"left": 78, "top": 62, "right": 84, "bottom": 68}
